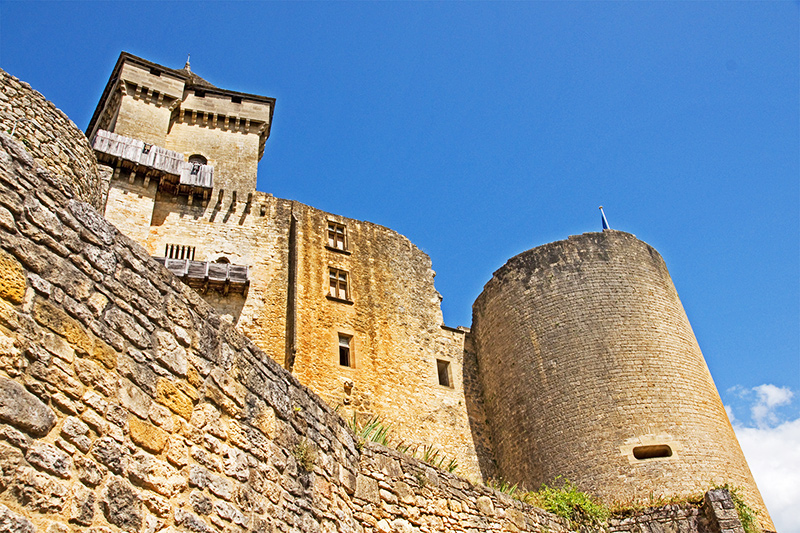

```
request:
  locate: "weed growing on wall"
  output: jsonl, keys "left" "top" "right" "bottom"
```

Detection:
{"left": 348, "top": 414, "right": 459, "bottom": 473}
{"left": 486, "top": 477, "right": 609, "bottom": 529}
{"left": 717, "top": 485, "right": 759, "bottom": 533}
{"left": 293, "top": 439, "right": 317, "bottom": 472}
{"left": 532, "top": 479, "right": 610, "bottom": 529}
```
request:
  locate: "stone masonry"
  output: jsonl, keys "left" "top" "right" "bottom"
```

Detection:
{"left": 0, "top": 59, "right": 772, "bottom": 532}
{"left": 470, "top": 231, "right": 771, "bottom": 528}
{"left": 0, "top": 124, "right": 753, "bottom": 533}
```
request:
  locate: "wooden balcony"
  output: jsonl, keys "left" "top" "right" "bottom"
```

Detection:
{"left": 153, "top": 257, "right": 248, "bottom": 295}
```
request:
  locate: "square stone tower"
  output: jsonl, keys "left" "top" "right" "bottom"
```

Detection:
{"left": 87, "top": 52, "right": 274, "bottom": 195}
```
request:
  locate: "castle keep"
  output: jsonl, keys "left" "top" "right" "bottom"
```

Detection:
{"left": 0, "top": 53, "right": 774, "bottom": 532}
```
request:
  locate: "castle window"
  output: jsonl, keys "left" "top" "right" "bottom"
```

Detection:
{"left": 437, "top": 359, "right": 452, "bottom": 388}
{"left": 165, "top": 244, "right": 196, "bottom": 260}
{"left": 633, "top": 445, "right": 672, "bottom": 460}
{"left": 327, "top": 222, "right": 347, "bottom": 251}
{"left": 195, "top": 89, "right": 206, "bottom": 98}
{"left": 188, "top": 154, "right": 208, "bottom": 165}
{"left": 338, "top": 334, "right": 353, "bottom": 367}
{"left": 149, "top": 67, "right": 162, "bottom": 77}
{"left": 328, "top": 268, "right": 350, "bottom": 301}
{"left": 231, "top": 96, "right": 242, "bottom": 104}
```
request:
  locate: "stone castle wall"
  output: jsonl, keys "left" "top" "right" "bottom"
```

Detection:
{"left": 100, "top": 166, "right": 492, "bottom": 480}
{"left": 0, "top": 68, "right": 755, "bottom": 533}
{"left": 471, "top": 231, "right": 773, "bottom": 530}
{"left": 0, "top": 68, "right": 102, "bottom": 210}
{"left": 0, "top": 130, "right": 576, "bottom": 533}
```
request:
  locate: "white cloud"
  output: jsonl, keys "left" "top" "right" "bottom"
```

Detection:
{"left": 735, "top": 418, "right": 800, "bottom": 533}
{"left": 751, "top": 384, "right": 794, "bottom": 429}
{"left": 729, "top": 384, "right": 799, "bottom": 533}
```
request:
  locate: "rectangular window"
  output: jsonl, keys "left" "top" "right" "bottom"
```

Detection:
{"left": 329, "top": 268, "right": 349, "bottom": 300}
{"left": 165, "top": 244, "right": 196, "bottom": 260}
{"left": 437, "top": 359, "right": 452, "bottom": 388}
{"left": 327, "top": 222, "right": 347, "bottom": 251}
{"left": 339, "top": 334, "right": 352, "bottom": 367}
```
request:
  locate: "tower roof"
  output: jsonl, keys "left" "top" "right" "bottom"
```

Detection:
{"left": 86, "top": 51, "right": 275, "bottom": 147}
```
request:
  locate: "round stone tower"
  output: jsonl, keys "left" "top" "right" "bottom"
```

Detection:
{"left": 472, "top": 230, "right": 772, "bottom": 529}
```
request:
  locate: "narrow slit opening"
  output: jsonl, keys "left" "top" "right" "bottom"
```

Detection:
{"left": 633, "top": 444, "right": 672, "bottom": 460}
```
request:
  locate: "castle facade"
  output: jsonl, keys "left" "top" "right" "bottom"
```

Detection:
{"left": 85, "top": 52, "right": 772, "bottom": 527}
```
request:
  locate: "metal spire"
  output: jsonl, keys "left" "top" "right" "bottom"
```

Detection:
{"left": 184, "top": 54, "right": 191, "bottom": 72}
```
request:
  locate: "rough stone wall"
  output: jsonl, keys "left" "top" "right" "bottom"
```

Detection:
{"left": 0, "top": 68, "right": 101, "bottom": 210}
{"left": 471, "top": 231, "right": 773, "bottom": 531}
{"left": 0, "top": 130, "right": 575, "bottom": 533}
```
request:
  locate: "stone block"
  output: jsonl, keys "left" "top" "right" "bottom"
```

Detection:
{"left": 102, "top": 477, "right": 142, "bottom": 533}
{"left": 0, "top": 502, "right": 36, "bottom": 533}
{"left": 129, "top": 415, "right": 169, "bottom": 454}
{"left": 156, "top": 378, "right": 193, "bottom": 419}
{"left": 0, "top": 375, "right": 56, "bottom": 437}
{"left": 32, "top": 297, "right": 94, "bottom": 355}
{"left": 26, "top": 441, "right": 72, "bottom": 478}
{"left": 355, "top": 474, "right": 379, "bottom": 504}
{"left": 92, "top": 437, "right": 126, "bottom": 475}
{"left": 0, "top": 249, "right": 26, "bottom": 304}
{"left": 69, "top": 483, "right": 95, "bottom": 525}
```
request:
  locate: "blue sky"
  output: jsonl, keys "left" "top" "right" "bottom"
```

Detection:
{"left": 1, "top": 1, "right": 798, "bottom": 528}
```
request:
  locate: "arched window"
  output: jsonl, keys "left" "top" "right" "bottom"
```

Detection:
{"left": 214, "top": 256, "right": 230, "bottom": 264}
{"left": 188, "top": 154, "right": 207, "bottom": 165}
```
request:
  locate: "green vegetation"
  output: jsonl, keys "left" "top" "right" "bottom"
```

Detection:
{"left": 718, "top": 484, "right": 760, "bottom": 533}
{"left": 532, "top": 479, "right": 610, "bottom": 529}
{"left": 486, "top": 477, "right": 609, "bottom": 529}
{"left": 347, "top": 414, "right": 458, "bottom": 473}
{"left": 292, "top": 439, "right": 317, "bottom": 472}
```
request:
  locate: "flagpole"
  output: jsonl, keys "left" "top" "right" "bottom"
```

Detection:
{"left": 599, "top": 206, "right": 610, "bottom": 230}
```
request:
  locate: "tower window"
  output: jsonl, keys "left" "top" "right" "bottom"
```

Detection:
{"left": 327, "top": 222, "right": 347, "bottom": 251}
{"left": 231, "top": 96, "right": 242, "bottom": 104}
{"left": 338, "top": 334, "right": 352, "bottom": 367}
{"left": 633, "top": 445, "right": 673, "bottom": 460}
{"left": 195, "top": 89, "right": 206, "bottom": 98}
{"left": 328, "top": 268, "right": 349, "bottom": 301}
{"left": 437, "top": 359, "right": 452, "bottom": 388}
{"left": 188, "top": 154, "right": 207, "bottom": 165}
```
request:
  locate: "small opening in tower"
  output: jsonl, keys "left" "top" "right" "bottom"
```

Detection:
{"left": 338, "top": 334, "right": 352, "bottom": 367}
{"left": 149, "top": 67, "right": 162, "bottom": 77}
{"left": 195, "top": 89, "right": 206, "bottom": 98}
{"left": 188, "top": 154, "right": 207, "bottom": 165}
{"left": 437, "top": 359, "right": 452, "bottom": 388}
{"left": 633, "top": 444, "right": 672, "bottom": 460}
{"left": 231, "top": 96, "right": 242, "bottom": 104}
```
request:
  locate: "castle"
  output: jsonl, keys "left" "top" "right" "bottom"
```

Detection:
{"left": 0, "top": 53, "right": 774, "bottom": 532}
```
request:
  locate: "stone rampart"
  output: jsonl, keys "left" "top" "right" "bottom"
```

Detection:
{"left": 0, "top": 68, "right": 102, "bottom": 210}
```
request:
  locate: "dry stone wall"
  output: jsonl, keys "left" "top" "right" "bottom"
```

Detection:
{"left": 0, "top": 68, "right": 102, "bottom": 210}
